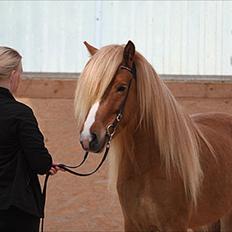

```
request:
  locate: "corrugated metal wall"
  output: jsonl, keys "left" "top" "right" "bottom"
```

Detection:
{"left": 0, "top": 1, "right": 232, "bottom": 77}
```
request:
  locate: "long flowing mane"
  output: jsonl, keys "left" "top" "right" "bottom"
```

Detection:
{"left": 74, "top": 44, "right": 212, "bottom": 206}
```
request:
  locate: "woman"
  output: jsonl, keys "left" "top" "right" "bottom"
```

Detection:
{"left": 0, "top": 46, "right": 61, "bottom": 232}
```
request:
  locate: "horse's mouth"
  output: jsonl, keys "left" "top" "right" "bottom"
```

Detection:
{"left": 80, "top": 138, "right": 107, "bottom": 154}
{"left": 91, "top": 138, "right": 107, "bottom": 153}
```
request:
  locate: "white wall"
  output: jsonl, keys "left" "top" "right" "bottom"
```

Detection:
{"left": 0, "top": 1, "right": 231, "bottom": 77}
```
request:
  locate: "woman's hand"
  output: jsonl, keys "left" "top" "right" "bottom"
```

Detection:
{"left": 49, "top": 163, "right": 65, "bottom": 175}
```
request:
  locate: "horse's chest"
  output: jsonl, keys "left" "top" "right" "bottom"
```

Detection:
{"left": 124, "top": 192, "right": 160, "bottom": 230}
{"left": 138, "top": 196, "right": 159, "bottom": 222}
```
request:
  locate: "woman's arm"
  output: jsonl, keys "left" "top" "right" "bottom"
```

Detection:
{"left": 17, "top": 105, "right": 52, "bottom": 175}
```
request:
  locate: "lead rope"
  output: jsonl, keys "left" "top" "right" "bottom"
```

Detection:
{"left": 41, "top": 126, "right": 115, "bottom": 232}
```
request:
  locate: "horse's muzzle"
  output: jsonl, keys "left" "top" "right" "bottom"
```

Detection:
{"left": 80, "top": 132, "right": 104, "bottom": 153}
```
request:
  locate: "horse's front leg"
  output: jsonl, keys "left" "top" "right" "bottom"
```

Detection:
{"left": 156, "top": 227, "right": 188, "bottom": 232}
{"left": 158, "top": 226, "right": 188, "bottom": 232}
{"left": 124, "top": 216, "right": 188, "bottom": 232}
{"left": 156, "top": 213, "right": 189, "bottom": 232}
{"left": 124, "top": 217, "right": 138, "bottom": 232}
{"left": 124, "top": 218, "right": 160, "bottom": 232}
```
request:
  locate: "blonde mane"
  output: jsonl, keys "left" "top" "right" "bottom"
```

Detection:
{"left": 75, "top": 44, "right": 212, "bottom": 206}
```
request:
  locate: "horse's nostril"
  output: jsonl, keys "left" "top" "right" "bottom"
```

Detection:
{"left": 89, "top": 132, "right": 100, "bottom": 151}
{"left": 91, "top": 132, "right": 97, "bottom": 142}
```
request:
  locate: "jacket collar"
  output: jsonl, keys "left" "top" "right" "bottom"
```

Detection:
{"left": 0, "top": 87, "right": 15, "bottom": 100}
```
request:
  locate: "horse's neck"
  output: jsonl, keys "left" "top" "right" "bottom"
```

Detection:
{"left": 117, "top": 128, "right": 163, "bottom": 184}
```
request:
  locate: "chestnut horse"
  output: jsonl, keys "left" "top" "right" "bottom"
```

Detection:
{"left": 74, "top": 40, "right": 232, "bottom": 232}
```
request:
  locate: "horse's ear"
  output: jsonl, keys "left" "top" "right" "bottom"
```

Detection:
{"left": 84, "top": 41, "right": 98, "bottom": 56}
{"left": 123, "top": 40, "right": 135, "bottom": 67}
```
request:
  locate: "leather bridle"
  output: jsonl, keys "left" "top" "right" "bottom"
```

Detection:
{"left": 41, "top": 63, "right": 136, "bottom": 232}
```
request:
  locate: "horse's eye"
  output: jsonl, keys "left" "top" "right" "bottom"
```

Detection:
{"left": 116, "top": 85, "right": 127, "bottom": 92}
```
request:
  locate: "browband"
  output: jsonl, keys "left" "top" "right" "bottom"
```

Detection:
{"left": 120, "top": 63, "right": 136, "bottom": 78}
{"left": 120, "top": 65, "right": 133, "bottom": 73}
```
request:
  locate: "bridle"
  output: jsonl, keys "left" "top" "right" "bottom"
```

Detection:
{"left": 41, "top": 63, "right": 136, "bottom": 232}
{"left": 106, "top": 64, "right": 136, "bottom": 139}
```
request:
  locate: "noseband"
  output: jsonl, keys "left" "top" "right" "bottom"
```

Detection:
{"left": 41, "top": 63, "right": 136, "bottom": 232}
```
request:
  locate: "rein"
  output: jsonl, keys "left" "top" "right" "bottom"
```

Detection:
{"left": 40, "top": 64, "right": 135, "bottom": 232}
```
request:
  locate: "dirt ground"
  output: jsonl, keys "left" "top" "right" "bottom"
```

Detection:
{"left": 16, "top": 79, "right": 232, "bottom": 232}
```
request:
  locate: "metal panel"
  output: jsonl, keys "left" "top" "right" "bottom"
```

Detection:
{"left": 0, "top": 1, "right": 96, "bottom": 73}
{"left": 97, "top": 1, "right": 232, "bottom": 76}
{"left": 222, "top": 1, "right": 232, "bottom": 75}
{"left": 0, "top": 1, "right": 231, "bottom": 77}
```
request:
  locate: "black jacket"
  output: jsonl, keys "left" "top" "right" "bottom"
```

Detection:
{"left": 0, "top": 87, "right": 52, "bottom": 217}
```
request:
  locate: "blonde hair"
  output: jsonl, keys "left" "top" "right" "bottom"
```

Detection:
{"left": 0, "top": 46, "right": 22, "bottom": 80}
{"left": 75, "top": 44, "right": 214, "bottom": 206}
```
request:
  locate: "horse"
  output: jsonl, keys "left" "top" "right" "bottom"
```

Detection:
{"left": 74, "top": 40, "right": 232, "bottom": 232}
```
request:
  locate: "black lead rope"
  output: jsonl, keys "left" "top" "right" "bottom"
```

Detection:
{"left": 40, "top": 113, "right": 122, "bottom": 232}
{"left": 40, "top": 118, "right": 119, "bottom": 232}
{"left": 58, "top": 143, "right": 110, "bottom": 177}
{"left": 60, "top": 151, "right": 89, "bottom": 169}
{"left": 41, "top": 140, "right": 111, "bottom": 232}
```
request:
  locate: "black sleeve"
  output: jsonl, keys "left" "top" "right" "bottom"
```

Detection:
{"left": 18, "top": 106, "right": 52, "bottom": 175}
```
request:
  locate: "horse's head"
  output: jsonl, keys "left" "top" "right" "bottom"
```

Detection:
{"left": 79, "top": 41, "right": 137, "bottom": 153}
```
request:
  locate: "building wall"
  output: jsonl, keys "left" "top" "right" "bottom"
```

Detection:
{"left": 1, "top": 1, "right": 232, "bottom": 76}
